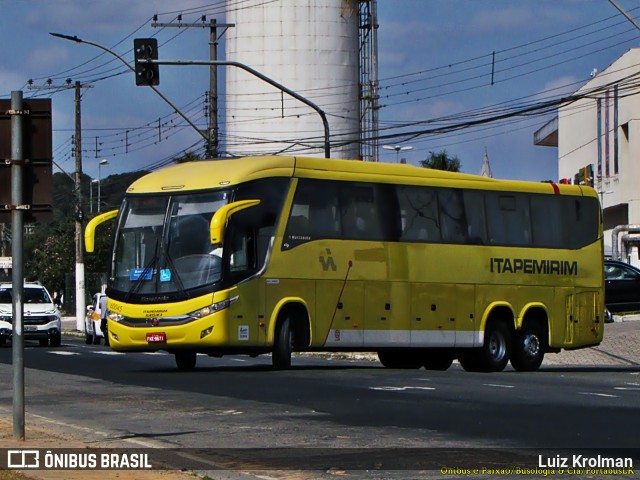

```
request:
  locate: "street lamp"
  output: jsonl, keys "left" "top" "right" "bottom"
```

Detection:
{"left": 89, "top": 179, "right": 99, "bottom": 214}
{"left": 382, "top": 144, "right": 413, "bottom": 163}
{"left": 98, "top": 159, "right": 109, "bottom": 213}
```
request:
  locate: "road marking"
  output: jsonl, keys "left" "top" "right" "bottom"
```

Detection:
{"left": 48, "top": 351, "right": 80, "bottom": 356}
{"left": 231, "top": 358, "right": 247, "bottom": 362}
{"left": 483, "top": 383, "right": 515, "bottom": 389}
{"left": 142, "top": 352, "right": 167, "bottom": 356}
{"left": 578, "top": 392, "right": 618, "bottom": 398}
{"left": 369, "top": 386, "right": 436, "bottom": 392}
{"left": 614, "top": 387, "right": 640, "bottom": 391}
{"left": 91, "top": 350, "right": 125, "bottom": 355}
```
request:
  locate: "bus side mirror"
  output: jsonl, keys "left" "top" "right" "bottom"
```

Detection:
{"left": 210, "top": 200, "right": 261, "bottom": 245}
{"left": 85, "top": 209, "right": 119, "bottom": 253}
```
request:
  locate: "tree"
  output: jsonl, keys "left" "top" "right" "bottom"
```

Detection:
{"left": 173, "top": 151, "right": 202, "bottom": 163}
{"left": 420, "top": 150, "right": 461, "bottom": 172}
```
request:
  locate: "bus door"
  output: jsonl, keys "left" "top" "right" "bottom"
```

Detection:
{"left": 565, "top": 290, "right": 601, "bottom": 347}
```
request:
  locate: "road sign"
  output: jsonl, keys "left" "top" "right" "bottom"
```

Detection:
{"left": 0, "top": 98, "right": 53, "bottom": 223}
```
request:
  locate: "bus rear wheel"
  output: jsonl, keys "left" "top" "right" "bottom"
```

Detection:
{"left": 422, "top": 351, "right": 454, "bottom": 371}
{"left": 175, "top": 351, "right": 197, "bottom": 371}
{"left": 272, "top": 316, "right": 293, "bottom": 370}
{"left": 460, "top": 322, "right": 511, "bottom": 372}
{"left": 377, "top": 350, "right": 423, "bottom": 369}
{"left": 510, "top": 323, "right": 545, "bottom": 372}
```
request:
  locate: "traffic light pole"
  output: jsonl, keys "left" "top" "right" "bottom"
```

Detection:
{"left": 50, "top": 33, "right": 331, "bottom": 158}
{"left": 49, "top": 33, "right": 209, "bottom": 145}
{"left": 150, "top": 59, "right": 331, "bottom": 158}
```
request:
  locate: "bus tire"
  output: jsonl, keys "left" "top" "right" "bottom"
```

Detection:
{"left": 460, "top": 322, "right": 511, "bottom": 372}
{"left": 175, "top": 351, "right": 197, "bottom": 371}
{"left": 510, "top": 322, "right": 545, "bottom": 372}
{"left": 422, "top": 351, "right": 454, "bottom": 371}
{"left": 272, "top": 316, "right": 293, "bottom": 370}
{"left": 377, "top": 350, "right": 423, "bottom": 369}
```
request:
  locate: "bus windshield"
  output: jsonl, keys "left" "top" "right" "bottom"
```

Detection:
{"left": 112, "top": 190, "right": 230, "bottom": 298}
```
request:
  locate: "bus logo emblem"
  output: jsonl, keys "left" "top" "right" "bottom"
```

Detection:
{"left": 319, "top": 248, "right": 337, "bottom": 272}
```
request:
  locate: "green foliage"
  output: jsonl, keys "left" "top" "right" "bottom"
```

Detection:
{"left": 173, "top": 151, "right": 202, "bottom": 163}
{"left": 419, "top": 150, "right": 462, "bottom": 172}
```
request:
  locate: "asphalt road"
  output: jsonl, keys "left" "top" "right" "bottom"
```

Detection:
{"left": 1, "top": 335, "right": 639, "bottom": 460}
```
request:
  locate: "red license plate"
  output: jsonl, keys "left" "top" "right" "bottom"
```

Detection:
{"left": 146, "top": 332, "right": 166, "bottom": 343}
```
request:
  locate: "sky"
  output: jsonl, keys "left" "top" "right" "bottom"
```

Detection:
{"left": 1, "top": 0, "right": 639, "bottom": 183}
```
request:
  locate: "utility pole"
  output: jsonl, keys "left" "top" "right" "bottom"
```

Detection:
{"left": 10, "top": 91, "right": 25, "bottom": 440}
{"left": 73, "top": 81, "right": 86, "bottom": 331}
{"left": 151, "top": 17, "right": 234, "bottom": 158}
{"left": 28, "top": 80, "right": 91, "bottom": 330}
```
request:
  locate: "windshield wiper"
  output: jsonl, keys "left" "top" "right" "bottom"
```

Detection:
{"left": 124, "top": 239, "right": 188, "bottom": 302}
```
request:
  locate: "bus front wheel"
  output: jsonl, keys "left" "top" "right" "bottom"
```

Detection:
{"left": 175, "top": 351, "right": 197, "bottom": 371}
{"left": 510, "top": 322, "right": 545, "bottom": 372}
{"left": 272, "top": 316, "right": 293, "bottom": 370}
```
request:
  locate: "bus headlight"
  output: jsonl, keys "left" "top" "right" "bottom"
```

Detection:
{"left": 107, "top": 312, "right": 125, "bottom": 323}
{"left": 189, "top": 295, "right": 239, "bottom": 319}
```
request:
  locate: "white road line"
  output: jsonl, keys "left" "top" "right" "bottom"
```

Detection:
{"left": 578, "top": 392, "right": 618, "bottom": 398}
{"left": 369, "top": 386, "right": 436, "bottom": 392}
{"left": 48, "top": 351, "right": 80, "bottom": 356}
{"left": 91, "top": 350, "right": 125, "bottom": 355}
{"left": 614, "top": 387, "right": 640, "bottom": 391}
{"left": 483, "top": 383, "right": 515, "bottom": 389}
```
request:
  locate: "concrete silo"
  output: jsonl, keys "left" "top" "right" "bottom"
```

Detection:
{"left": 224, "top": 0, "right": 360, "bottom": 159}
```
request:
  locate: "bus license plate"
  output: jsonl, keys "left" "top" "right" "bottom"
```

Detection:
{"left": 146, "top": 332, "right": 166, "bottom": 343}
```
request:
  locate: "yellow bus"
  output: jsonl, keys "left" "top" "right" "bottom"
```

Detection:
{"left": 85, "top": 156, "right": 604, "bottom": 372}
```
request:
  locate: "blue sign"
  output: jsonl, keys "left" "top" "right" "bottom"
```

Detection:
{"left": 130, "top": 268, "right": 153, "bottom": 281}
{"left": 160, "top": 269, "right": 171, "bottom": 282}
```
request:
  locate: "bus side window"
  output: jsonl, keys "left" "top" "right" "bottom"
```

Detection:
{"left": 486, "top": 192, "right": 532, "bottom": 246}
{"left": 438, "top": 188, "right": 468, "bottom": 243}
{"left": 340, "top": 184, "right": 382, "bottom": 241}
{"left": 463, "top": 189, "right": 487, "bottom": 245}
{"left": 397, "top": 185, "right": 440, "bottom": 242}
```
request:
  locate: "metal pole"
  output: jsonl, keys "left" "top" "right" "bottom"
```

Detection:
{"left": 153, "top": 59, "right": 332, "bottom": 158}
{"left": 98, "top": 162, "right": 101, "bottom": 213}
{"left": 11, "top": 90, "right": 25, "bottom": 440}
{"left": 74, "top": 82, "right": 86, "bottom": 331}
{"left": 209, "top": 19, "right": 219, "bottom": 158}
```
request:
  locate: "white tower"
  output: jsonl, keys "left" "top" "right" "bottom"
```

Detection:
{"left": 225, "top": 1, "right": 360, "bottom": 159}
{"left": 480, "top": 148, "right": 493, "bottom": 178}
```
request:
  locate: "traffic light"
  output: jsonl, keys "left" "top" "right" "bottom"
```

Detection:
{"left": 133, "top": 38, "right": 160, "bottom": 86}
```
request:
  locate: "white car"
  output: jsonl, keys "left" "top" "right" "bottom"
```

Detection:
{"left": 0, "top": 282, "right": 62, "bottom": 347}
{"left": 85, "top": 293, "right": 106, "bottom": 345}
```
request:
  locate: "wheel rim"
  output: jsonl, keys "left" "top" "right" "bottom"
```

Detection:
{"left": 488, "top": 330, "right": 507, "bottom": 361}
{"left": 523, "top": 333, "right": 540, "bottom": 358}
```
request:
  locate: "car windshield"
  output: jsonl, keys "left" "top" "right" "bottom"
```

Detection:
{"left": 0, "top": 287, "right": 51, "bottom": 303}
{"left": 111, "top": 190, "right": 230, "bottom": 298}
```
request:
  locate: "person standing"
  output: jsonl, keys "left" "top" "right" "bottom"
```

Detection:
{"left": 99, "top": 294, "right": 109, "bottom": 346}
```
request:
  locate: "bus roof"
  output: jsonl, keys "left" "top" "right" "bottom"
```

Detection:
{"left": 125, "top": 156, "right": 595, "bottom": 198}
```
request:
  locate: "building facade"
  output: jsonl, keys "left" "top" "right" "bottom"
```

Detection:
{"left": 536, "top": 48, "right": 640, "bottom": 263}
